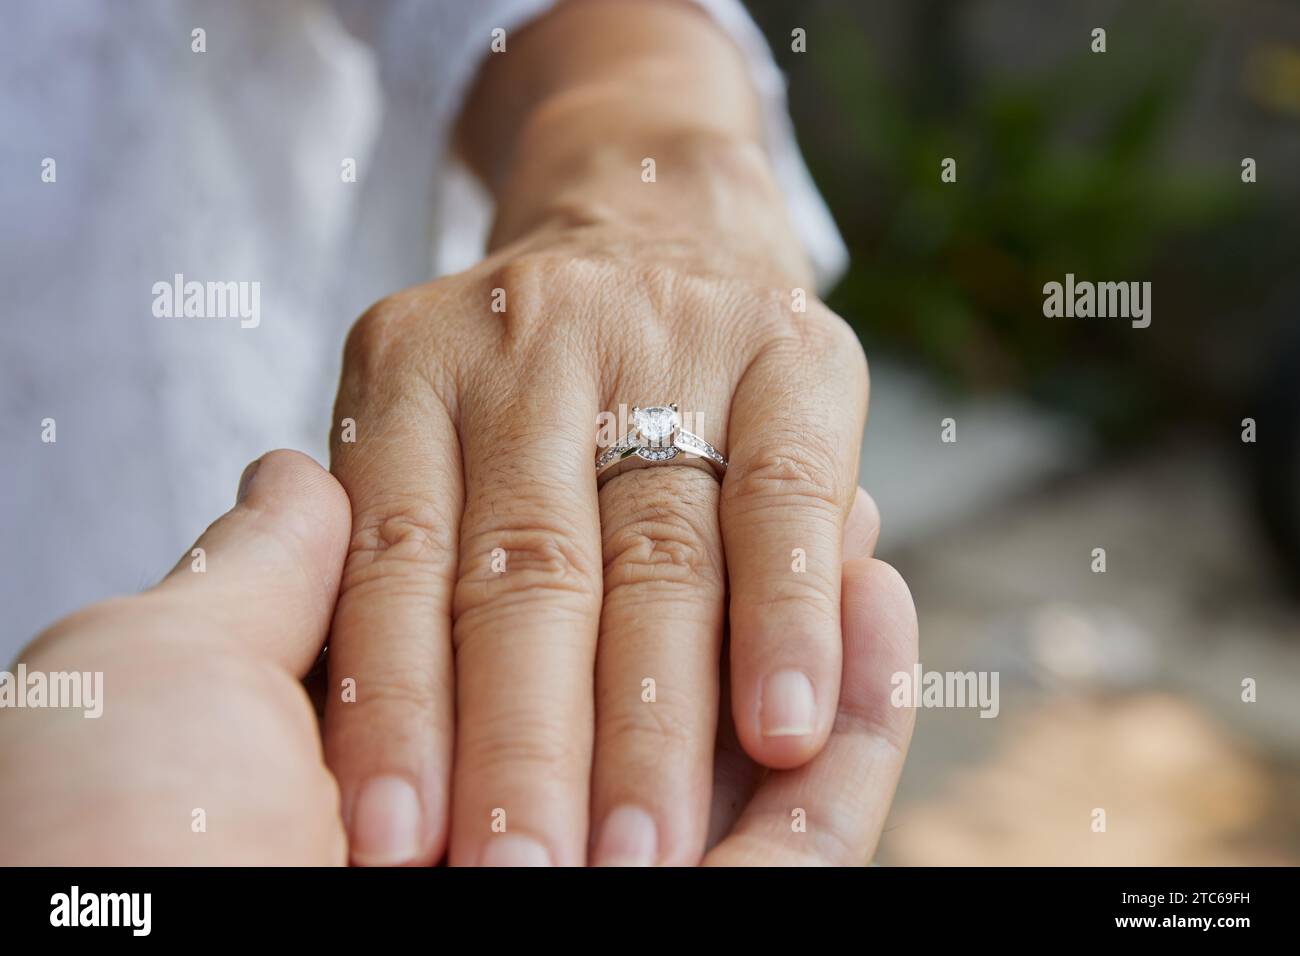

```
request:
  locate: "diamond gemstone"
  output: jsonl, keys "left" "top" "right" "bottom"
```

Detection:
{"left": 633, "top": 405, "right": 678, "bottom": 443}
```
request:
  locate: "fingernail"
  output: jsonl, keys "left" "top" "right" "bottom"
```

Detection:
{"left": 593, "top": 805, "right": 658, "bottom": 866}
{"left": 349, "top": 775, "right": 422, "bottom": 866}
{"left": 479, "top": 834, "right": 552, "bottom": 867}
{"left": 760, "top": 669, "right": 816, "bottom": 737}
{"left": 235, "top": 457, "right": 262, "bottom": 504}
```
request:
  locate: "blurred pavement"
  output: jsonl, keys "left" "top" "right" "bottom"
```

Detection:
{"left": 858, "top": 366, "right": 1300, "bottom": 863}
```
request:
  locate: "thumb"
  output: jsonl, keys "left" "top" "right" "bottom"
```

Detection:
{"left": 153, "top": 449, "right": 352, "bottom": 676}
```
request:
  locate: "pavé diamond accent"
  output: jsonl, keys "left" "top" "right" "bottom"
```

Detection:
{"left": 636, "top": 446, "right": 679, "bottom": 462}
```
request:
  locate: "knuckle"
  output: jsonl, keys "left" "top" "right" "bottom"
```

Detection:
{"left": 489, "top": 251, "right": 595, "bottom": 312}
{"left": 798, "top": 312, "right": 869, "bottom": 396}
{"left": 343, "top": 296, "right": 407, "bottom": 371}
{"left": 762, "top": 305, "right": 869, "bottom": 397}
{"left": 340, "top": 293, "right": 457, "bottom": 409}
{"left": 603, "top": 523, "right": 716, "bottom": 599}
{"left": 602, "top": 486, "right": 721, "bottom": 599}
{"left": 484, "top": 251, "right": 616, "bottom": 353}
{"left": 723, "top": 441, "right": 844, "bottom": 514}
{"left": 344, "top": 498, "right": 456, "bottom": 589}
{"left": 491, "top": 249, "right": 572, "bottom": 291}
{"left": 453, "top": 517, "right": 599, "bottom": 626}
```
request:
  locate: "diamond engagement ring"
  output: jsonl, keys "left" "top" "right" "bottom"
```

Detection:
{"left": 595, "top": 404, "right": 728, "bottom": 480}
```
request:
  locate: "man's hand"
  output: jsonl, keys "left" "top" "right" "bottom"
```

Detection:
{"left": 0, "top": 452, "right": 351, "bottom": 865}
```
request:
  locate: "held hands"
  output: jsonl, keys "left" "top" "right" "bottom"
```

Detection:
{"left": 1, "top": 0, "right": 923, "bottom": 866}
{"left": 0, "top": 451, "right": 915, "bottom": 865}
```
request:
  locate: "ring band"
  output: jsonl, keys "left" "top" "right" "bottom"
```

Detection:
{"left": 595, "top": 404, "right": 727, "bottom": 479}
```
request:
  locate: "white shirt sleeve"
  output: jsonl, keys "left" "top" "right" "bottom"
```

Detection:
{"left": 332, "top": 0, "right": 849, "bottom": 293}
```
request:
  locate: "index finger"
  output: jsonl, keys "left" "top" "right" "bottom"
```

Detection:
{"left": 324, "top": 389, "right": 463, "bottom": 867}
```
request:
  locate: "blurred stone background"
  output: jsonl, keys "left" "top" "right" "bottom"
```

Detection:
{"left": 746, "top": 0, "right": 1300, "bottom": 864}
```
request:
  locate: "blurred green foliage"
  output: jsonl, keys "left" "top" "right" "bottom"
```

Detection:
{"left": 752, "top": 1, "right": 1292, "bottom": 441}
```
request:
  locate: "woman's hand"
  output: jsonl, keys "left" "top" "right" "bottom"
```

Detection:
{"left": 322, "top": 0, "right": 873, "bottom": 867}
{"left": 326, "top": 219, "right": 868, "bottom": 866}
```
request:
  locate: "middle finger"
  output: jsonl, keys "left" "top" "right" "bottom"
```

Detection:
{"left": 448, "top": 369, "right": 603, "bottom": 867}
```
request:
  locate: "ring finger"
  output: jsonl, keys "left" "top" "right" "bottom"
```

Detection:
{"left": 590, "top": 397, "right": 729, "bottom": 866}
